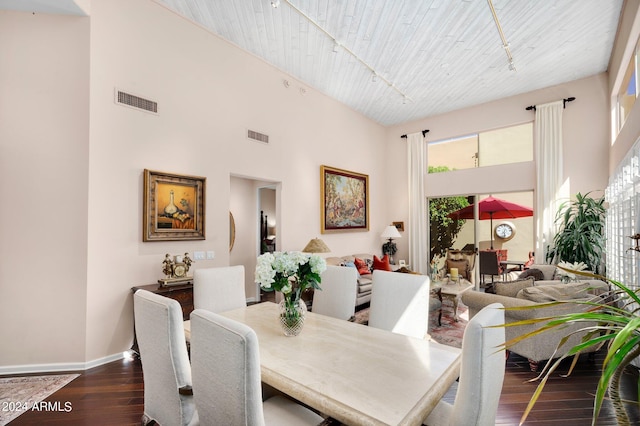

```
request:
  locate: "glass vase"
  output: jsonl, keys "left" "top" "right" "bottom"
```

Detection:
{"left": 278, "top": 297, "right": 307, "bottom": 336}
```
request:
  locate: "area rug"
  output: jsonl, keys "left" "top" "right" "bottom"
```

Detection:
{"left": 0, "top": 374, "right": 79, "bottom": 425}
{"left": 353, "top": 299, "right": 468, "bottom": 348}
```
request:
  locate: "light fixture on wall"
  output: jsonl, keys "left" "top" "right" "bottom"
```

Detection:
{"left": 271, "top": 0, "right": 280, "bottom": 8}
{"left": 381, "top": 225, "right": 402, "bottom": 264}
{"left": 302, "top": 238, "right": 331, "bottom": 254}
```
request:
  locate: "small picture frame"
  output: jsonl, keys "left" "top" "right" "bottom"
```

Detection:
{"left": 393, "top": 221, "right": 405, "bottom": 232}
{"left": 143, "top": 169, "right": 206, "bottom": 241}
{"left": 398, "top": 259, "right": 407, "bottom": 267}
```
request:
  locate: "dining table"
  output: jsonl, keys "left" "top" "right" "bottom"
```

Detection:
{"left": 218, "top": 302, "right": 462, "bottom": 426}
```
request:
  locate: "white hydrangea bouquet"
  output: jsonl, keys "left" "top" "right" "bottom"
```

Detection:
{"left": 255, "top": 251, "right": 326, "bottom": 330}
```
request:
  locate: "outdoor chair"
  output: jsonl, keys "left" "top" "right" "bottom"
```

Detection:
{"left": 479, "top": 250, "right": 503, "bottom": 289}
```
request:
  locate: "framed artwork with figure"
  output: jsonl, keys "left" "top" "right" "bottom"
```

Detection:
{"left": 320, "top": 165, "right": 369, "bottom": 233}
{"left": 143, "top": 169, "right": 206, "bottom": 241}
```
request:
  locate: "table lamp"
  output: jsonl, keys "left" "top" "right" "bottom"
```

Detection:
{"left": 302, "top": 238, "right": 331, "bottom": 254}
{"left": 381, "top": 225, "right": 401, "bottom": 264}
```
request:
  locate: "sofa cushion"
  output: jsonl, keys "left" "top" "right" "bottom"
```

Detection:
{"left": 494, "top": 277, "right": 535, "bottom": 298}
{"left": 519, "top": 268, "right": 545, "bottom": 281}
{"left": 373, "top": 255, "right": 392, "bottom": 271}
{"left": 354, "top": 257, "right": 371, "bottom": 275}
{"left": 516, "top": 282, "right": 593, "bottom": 302}
{"left": 324, "top": 256, "right": 345, "bottom": 266}
{"left": 529, "top": 264, "right": 558, "bottom": 281}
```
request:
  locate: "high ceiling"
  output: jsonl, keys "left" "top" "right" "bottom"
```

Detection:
{"left": 2, "top": 0, "right": 624, "bottom": 126}
{"left": 155, "top": 0, "right": 624, "bottom": 126}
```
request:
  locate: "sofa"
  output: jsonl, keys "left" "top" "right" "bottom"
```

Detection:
{"left": 462, "top": 273, "right": 609, "bottom": 371}
{"left": 324, "top": 253, "right": 378, "bottom": 307}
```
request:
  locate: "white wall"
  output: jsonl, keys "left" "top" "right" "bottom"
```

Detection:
{"left": 385, "top": 74, "right": 610, "bottom": 266}
{"left": 0, "top": 11, "right": 90, "bottom": 367}
{"left": 81, "top": 0, "right": 388, "bottom": 363}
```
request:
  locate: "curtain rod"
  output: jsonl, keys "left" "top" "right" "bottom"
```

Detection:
{"left": 526, "top": 97, "right": 575, "bottom": 111}
{"left": 400, "top": 129, "right": 429, "bottom": 139}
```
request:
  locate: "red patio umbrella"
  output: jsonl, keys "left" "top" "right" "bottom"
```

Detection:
{"left": 447, "top": 196, "right": 533, "bottom": 249}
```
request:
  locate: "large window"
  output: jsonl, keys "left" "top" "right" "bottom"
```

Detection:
{"left": 617, "top": 44, "right": 637, "bottom": 132}
{"left": 428, "top": 123, "right": 533, "bottom": 172}
{"left": 606, "top": 138, "right": 640, "bottom": 290}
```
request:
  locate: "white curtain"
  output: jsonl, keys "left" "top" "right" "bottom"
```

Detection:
{"left": 407, "top": 132, "right": 428, "bottom": 274}
{"left": 534, "top": 101, "right": 564, "bottom": 263}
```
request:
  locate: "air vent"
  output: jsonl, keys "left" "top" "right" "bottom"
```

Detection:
{"left": 115, "top": 89, "right": 158, "bottom": 114}
{"left": 247, "top": 129, "right": 269, "bottom": 144}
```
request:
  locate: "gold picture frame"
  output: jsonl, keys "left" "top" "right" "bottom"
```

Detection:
{"left": 320, "top": 165, "right": 369, "bottom": 233}
{"left": 143, "top": 169, "right": 206, "bottom": 241}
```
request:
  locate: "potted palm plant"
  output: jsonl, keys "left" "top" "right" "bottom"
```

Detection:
{"left": 504, "top": 269, "right": 640, "bottom": 425}
{"left": 546, "top": 191, "right": 606, "bottom": 274}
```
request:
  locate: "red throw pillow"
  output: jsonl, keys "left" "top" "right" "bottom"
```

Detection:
{"left": 373, "top": 254, "right": 392, "bottom": 271}
{"left": 353, "top": 257, "right": 370, "bottom": 275}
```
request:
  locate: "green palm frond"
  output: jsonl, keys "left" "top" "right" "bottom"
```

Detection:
{"left": 502, "top": 272, "right": 640, "bottom": 425}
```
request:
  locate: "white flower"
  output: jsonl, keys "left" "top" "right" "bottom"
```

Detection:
{"left": 254, "top": 251, "right": 325, "bottom": 293}
{"left": 556, "top": 260, "right": 588, "bottom": 279}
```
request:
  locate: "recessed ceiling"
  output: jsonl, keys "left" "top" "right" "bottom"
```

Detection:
{"left": 155, "top": 0, "right": 623, "bottom": 126}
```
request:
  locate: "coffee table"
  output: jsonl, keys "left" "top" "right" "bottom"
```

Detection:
{"left": 432, "top": 278, "right": 473, "bottom": 321}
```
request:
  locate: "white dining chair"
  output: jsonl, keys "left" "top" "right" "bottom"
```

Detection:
{"left": 189, "top": 309, "right": 324, "bottom": 425}
{"left": 184, "top": 265, "right": 246, "bottom": 341}
{"left": 133, "top": 290, "right": 198, "bottom": 426}
{"left": 312, "top": 265, "right": 358, "bottom": 320}
{"left": 368, "top": 270, "right": 430, "bottom": 339}
{"left": 423, "top": 302, "right": 506, "bottom": 426}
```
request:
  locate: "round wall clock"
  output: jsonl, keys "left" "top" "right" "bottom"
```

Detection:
{"left": 495, "top": 221, "right": 516, "bottom": 241}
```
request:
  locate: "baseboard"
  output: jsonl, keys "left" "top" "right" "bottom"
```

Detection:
{"left": 0, "top": 352, "right": 124, "bottom": 376}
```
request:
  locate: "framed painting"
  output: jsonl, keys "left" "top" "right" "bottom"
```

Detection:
{"left": 143, "top": 169, "right": 206, "bottom": 241}
{"left": 320, "top": 165, "right": 369, "bottom": 233}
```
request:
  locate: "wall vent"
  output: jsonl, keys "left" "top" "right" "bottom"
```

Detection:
{"left": 115, "top": 89, "right": 158, "bottom": 114}
{"left": 247, "top": 129, "right": 269, "bottom": 144}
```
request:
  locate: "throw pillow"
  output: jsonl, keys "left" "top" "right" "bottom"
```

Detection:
{"left": 494, "top": 277, "right": 535, "bottom": 298}
{"left": 528, "top": 264, "right": 558, "bottom": 281}
{"left": 373, "top": 254, "right": 392, "bottom": 271}
{"left": 519, "top": 268, "right": 545, "bottom": 281}
{"left": 353, "top": 257, "right": 370, "bottom": 275}
{"left": 445, "top": 258, "right": 469, "bottom": 280}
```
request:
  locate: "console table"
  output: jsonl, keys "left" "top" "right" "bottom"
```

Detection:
{"left": 131, "top": 282, "right": 194, "bottom": 321}
{"left": 130, "top": 282, "right": 194, "bottom": 355}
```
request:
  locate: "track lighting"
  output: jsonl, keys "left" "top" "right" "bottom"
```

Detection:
{"left": 271, "top": 0, "right": 411, "bottom": 103}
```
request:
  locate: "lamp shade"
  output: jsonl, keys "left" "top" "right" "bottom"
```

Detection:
{"left": 302, "top": 238, "right": 331, "bottom": 253}
{"left": 381, "top": 225, "right": 401, "bottom": 239}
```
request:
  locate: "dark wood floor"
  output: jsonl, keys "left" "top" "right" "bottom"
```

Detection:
{"left": 7, "top": 348, "right": 639, "bottom": 425}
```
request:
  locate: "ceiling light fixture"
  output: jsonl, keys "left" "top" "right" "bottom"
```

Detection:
{"left": 487, "top": 0, "right": 516, "bottom": 72}
{"left": 271, "top": 0, "right": 280, "bottom": 8}
{"left": 274, "top": 0, "right": 412, "bottom": 103}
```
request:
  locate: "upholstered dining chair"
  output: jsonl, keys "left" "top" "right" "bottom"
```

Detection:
{"left": 312, "top": 265, "right": 358, "bottom": 320}
{"left": 133, "top": 290, "right": 198, "bottom": 426}
{"left": 423, "top": 302, "right": 506, "bottom": 426}
{"left": 190, "top": 309, "right": 325, "bottom": 425}
{"left": 184, "top": 265, "right": 246, "bottom": 341}
{"left": 368, "top": 270, "right": 430, "bottom": 339}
